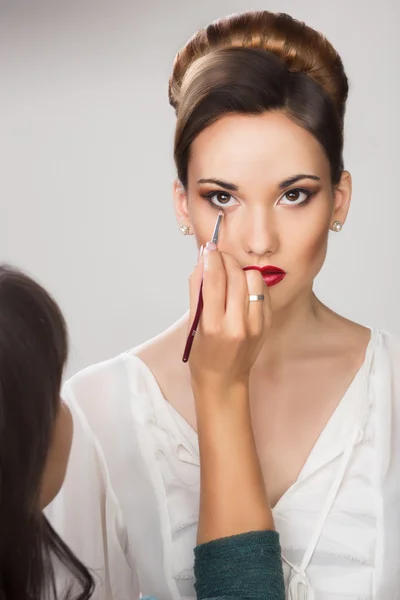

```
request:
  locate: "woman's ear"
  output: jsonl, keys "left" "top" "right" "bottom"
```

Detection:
{"left": 173, "top": 179, "right": 193, "bottom": 234}
{"left": 331, "top": 170, "right": 352, "bottom": 228}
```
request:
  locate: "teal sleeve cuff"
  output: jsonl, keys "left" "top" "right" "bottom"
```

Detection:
{"left": 194, "top": 530, "right": 285, "bottom": 600}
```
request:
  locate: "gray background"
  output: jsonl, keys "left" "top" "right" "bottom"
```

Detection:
{"left": 1, "top": 0, "right": 399, "bottom": 376}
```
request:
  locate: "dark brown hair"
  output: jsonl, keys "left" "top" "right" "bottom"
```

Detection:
{"left": 0, "top": 265, "right": 94, "bottom": 599}
{"left": 169, "top": 11, "right": 349, "bottom": 188}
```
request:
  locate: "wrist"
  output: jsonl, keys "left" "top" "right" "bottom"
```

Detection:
{"left": 191, "top": 372, "right": 249, "bottom": 394}
{"left": 192, "top": 379, "right": 251, "bottom": 425}
{"left": 192, "top": 377, "right": 249, "bottom": 405}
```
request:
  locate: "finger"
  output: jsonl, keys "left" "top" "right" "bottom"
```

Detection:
{"left": 202, "top": 244, "right": 227, "bottom": 330}
{"left": 245, "top": 269, "right": 266, "bottom": 337}
{"left": 262, "top": 280, "right": 272, "bottom": 330}
{"left": 188, "top": 256, "right": 204, "bottom": 328}
{"left": 220, "top": 252, "right": 248, "bottom": 330}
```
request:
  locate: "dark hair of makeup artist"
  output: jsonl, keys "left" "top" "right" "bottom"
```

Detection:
{"left": 0, "top": 264, "right": 94, "bottom": 599}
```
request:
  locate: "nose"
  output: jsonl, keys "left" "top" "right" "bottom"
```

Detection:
{"left": 241, "top": 205, "right": 279, "bottom": 260}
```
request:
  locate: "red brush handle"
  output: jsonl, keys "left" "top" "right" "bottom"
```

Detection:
{"left": 182, "top": 280, "right": 204, "bottom": 363}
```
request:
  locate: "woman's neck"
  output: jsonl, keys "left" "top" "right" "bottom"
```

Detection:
{"left": 165, "top": 290, "right": 333, "bottom": 369}
{"left": 256, "top": 291, "right": 330, "bottom": 365}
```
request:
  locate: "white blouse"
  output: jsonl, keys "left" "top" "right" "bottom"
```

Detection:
{"left": 45, "top": 328, "right": 400, "bottom": 600}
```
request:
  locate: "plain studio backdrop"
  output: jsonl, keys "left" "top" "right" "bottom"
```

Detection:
{"left": 1, "top": 0, "right": 399, "bottom": 376}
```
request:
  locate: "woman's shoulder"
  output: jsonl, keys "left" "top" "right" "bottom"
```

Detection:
{"left": 65, "top": 316, "right": 187, "bottom": 405}
{"left": 66, "top": 348, "right": 160, "bottom": 395}
{"left": 377, "top": 327, "right": 400, "bottom": 345}
{"left": 373, "top": 328, "right": 400, "bottom": 365}
{"left": 368, "top": 328, "right": 400, "bottom": 416}
{"left": 62, "top": 349, "right": 164, "bottom": 436}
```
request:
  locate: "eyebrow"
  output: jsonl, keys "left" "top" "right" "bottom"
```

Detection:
{"left": 197, "top": 174, "right": 320, "bottom": 193}
{"left": 278, "top": 174, "right": 321, "bottom": 189}
{"left": 197, "top": 178, "right": 239, "bottom": 191}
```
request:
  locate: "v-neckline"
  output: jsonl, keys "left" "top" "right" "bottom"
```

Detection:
{"left": 129, "top": 327, "right": 377, "bottom": 508}
{"left": 272, "top": 328, "right": 376, "bottom": 511}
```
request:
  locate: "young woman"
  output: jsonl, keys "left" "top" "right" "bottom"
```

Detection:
{"left": 46, "top": 10, "right": 400, "bottom": 600}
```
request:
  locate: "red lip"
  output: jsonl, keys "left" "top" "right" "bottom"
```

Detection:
{"left": 243, "top": 265, "right": 286, "bottom": 287}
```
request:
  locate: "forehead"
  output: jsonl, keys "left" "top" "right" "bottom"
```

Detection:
{"left": 188, "top": 112, "right": 330, "bottom": 184}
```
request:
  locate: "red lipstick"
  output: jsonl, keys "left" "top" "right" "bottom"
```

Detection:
{"left": 243, "top": 265, "right": 286, "bottom": 287}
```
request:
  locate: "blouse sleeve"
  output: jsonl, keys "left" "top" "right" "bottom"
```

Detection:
{"left": 44, "top": 377, "right": 141, "bottom": 600}
{"left": 140, "top": 531, "right": 284, "bottom": 600}
{"left": 372, "top": 332, "right": 400, "bottom": 599}
{"left": 193, "top": 531, "right": 285, "bottom": 600}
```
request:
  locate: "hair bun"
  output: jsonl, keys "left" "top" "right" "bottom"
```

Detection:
{"left": 169, "top": 11, "right": 348, "bottom": 121}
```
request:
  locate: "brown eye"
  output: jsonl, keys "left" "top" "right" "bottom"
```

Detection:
{"left": 202, "top": 190, "right": 240, "bottom": 209}
{"left": 279, "top": 188, "right": 311, "bottom": 206}
{"left": 287, "top": 190, "right": 301, "bottom": 202}
{"left": 215, "top": 192, "right": 231, "bottom": 204}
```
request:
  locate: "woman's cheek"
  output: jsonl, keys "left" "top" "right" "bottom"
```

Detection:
{"left": 294, "top": 223, "right": 330, "bottom": 277}
{"left": 190, "top": 207, "right": 222, "bottom": 245}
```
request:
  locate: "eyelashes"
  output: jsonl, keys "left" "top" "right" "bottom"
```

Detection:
{"left": 200, "top": 187, "right": 317, "bottom": 210}
{"left": 278, "top": 188, "right": 316, "bottom": 207}
{"left": 200, "top": 190, "right": 239, "bottom": 209}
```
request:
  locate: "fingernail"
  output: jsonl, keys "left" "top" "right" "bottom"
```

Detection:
{"left": 197, "top": 245, "right": 204, "bottom": 262}
{"left": 203, "top": 246, "right": 213, "bottom": 269}
{"left": 205, "top": 241, "right": 217, "bottom": 251}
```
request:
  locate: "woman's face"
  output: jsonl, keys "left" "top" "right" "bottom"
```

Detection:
{"left": 175, "top": 112, "right": 351, "bottom": 313}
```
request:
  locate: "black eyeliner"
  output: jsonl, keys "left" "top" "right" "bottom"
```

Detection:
{"left": 200, "top": 186, "right": 319, "bottom": 208}
{"left": 282, "top": 187, "right": 319, "bottom": 206}
{"left": 199, "top": 190, "right": 233, "bottom": 209}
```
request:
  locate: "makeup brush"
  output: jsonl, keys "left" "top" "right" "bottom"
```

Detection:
{"left": 182, "top": 211, "right": 224, "bottom": 363}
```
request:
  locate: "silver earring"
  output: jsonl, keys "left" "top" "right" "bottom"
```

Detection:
{"left": 179, "top": 224, "right": 190, "bottom": 236}
{"left": 332, "top": 221, "right": 342, "bottom": 232}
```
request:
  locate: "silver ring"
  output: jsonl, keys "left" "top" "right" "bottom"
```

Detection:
{"left": 249, "top": 294, "right": 265, "bottom": 302}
